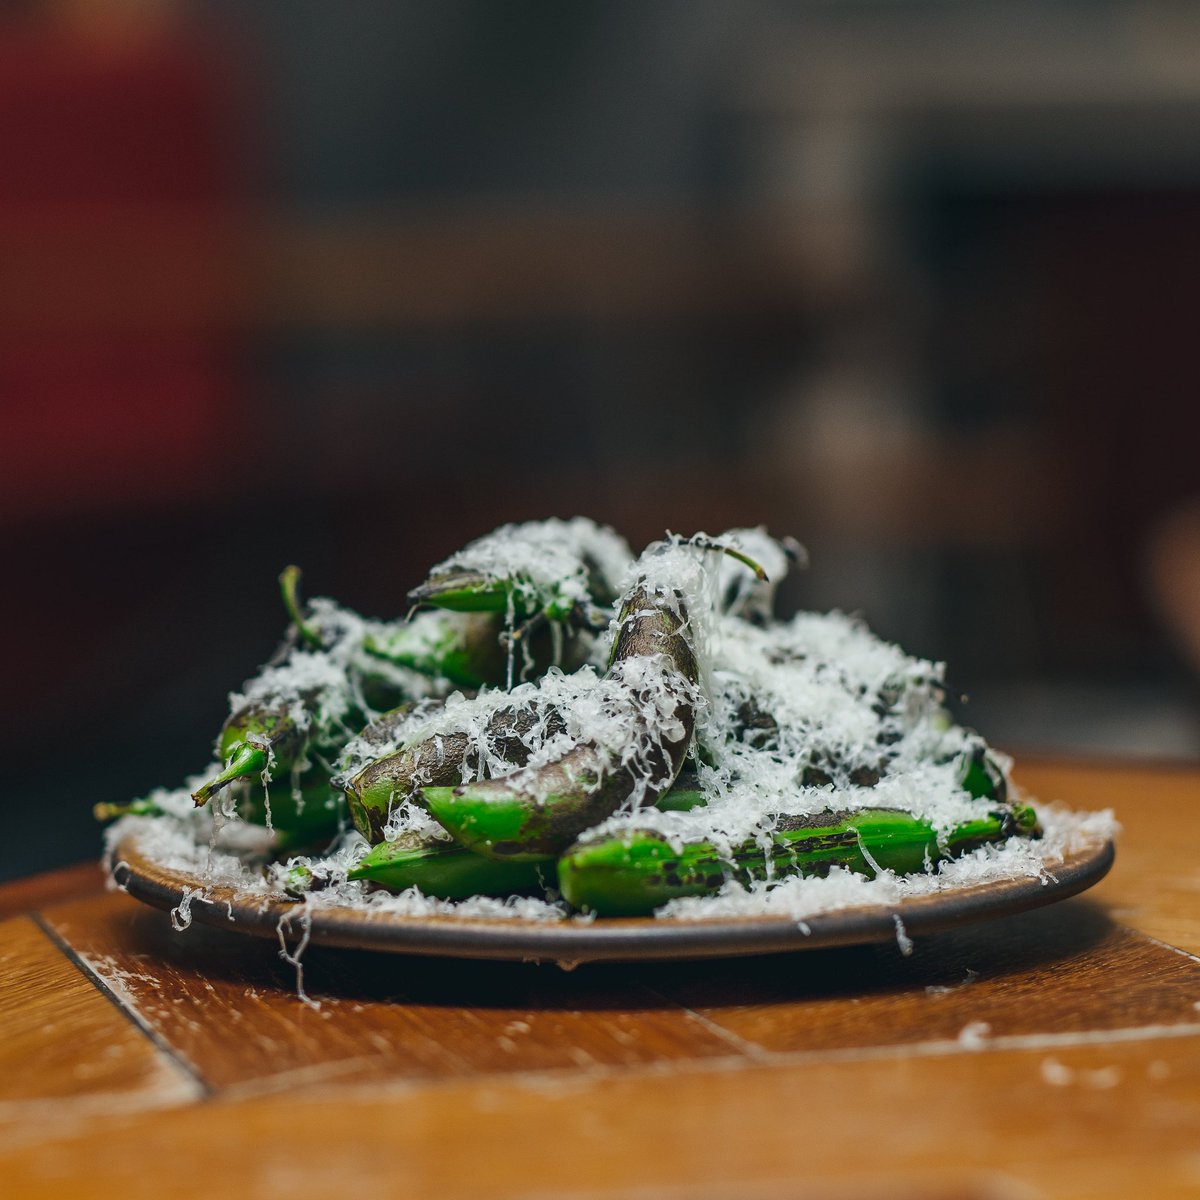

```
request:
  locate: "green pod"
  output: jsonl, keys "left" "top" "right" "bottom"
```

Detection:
{"left": 423, "top": 764, "right": 710, "bottom": 861}
{"left": 958, "top": 743, "right": 1008, "bottom": 804}
{"left": 410, "top": 572, "right": 582, "bottom": 625}
{"left": 362, "top": 610, "right": 508, "bottom": 689}
{"left": 409, "top": 571, "right": 516, "bottom": 614}
{"left": 406, "top": 520, "right": 631, "bottom": 625}
{"left": 557, "top": 803, "right": 1042, "bottom": 917}
{"left": 347, "top": 837, "right": 544, "bottom": 900}
{"left": 363, "top": 608, "right": 589, "bottom": 691}
{"left": 192, "top": 701, "right": 349, "bottom": 849}
{"left": 421, "top": 746, "right": 618, "bottom": 861}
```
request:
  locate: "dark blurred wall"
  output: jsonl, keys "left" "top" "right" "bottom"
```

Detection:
{"left": 4, "top": 1, "right": 1200, "bottom": 880}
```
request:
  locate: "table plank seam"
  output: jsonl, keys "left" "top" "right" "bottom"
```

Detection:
{"left": 210, "top": 1054, "right": 452, "bottom": 1104}
{"left": 31, "top": 912, "right": 214, "bottom": 1102}
{"left": 1140, "top": 931, "right": 1200, "bottom": 967}
{"left": 202, "top": 1017, "right": 1200, "bottom": 1111}
{"left": 727, "top": 1018, "right": 1200, "bottom": 1071}
{"left": 37, "top": 898, "right": 1197, "bottom": 1099}
{"left": 209, "top": 1048, "right": 754, "bottom": 1107}
{"left": 194, "top": 1019, "right": 1200, "bottom": 1113}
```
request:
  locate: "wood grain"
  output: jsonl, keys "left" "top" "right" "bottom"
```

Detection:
{"left": 1017, "top": 759, "right": 1200, "bottom": 956}
{"left": 648, "top": 897, "right": 1200, "bottom": 1053}
{"left": 40, "top": 892, "right": 747, "bottom": 1093}
{"left": 0, "top": 915, "right": 199, "bottom": 1143}
{"left": 3, "top": 1030, "right": 1200, "bottom": 1200}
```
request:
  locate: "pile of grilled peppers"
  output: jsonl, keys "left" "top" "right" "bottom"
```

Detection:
{"left": 99, "top": 520, "right": 1038, "bottom": 916}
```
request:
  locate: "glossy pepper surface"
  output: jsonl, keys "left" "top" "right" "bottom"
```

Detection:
{"left": 558, "top": 803, "right": 1042, "bottom": 916}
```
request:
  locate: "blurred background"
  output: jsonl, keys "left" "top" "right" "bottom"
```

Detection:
{"left": 4, "top": 0, "right": 1199, "bottom": 881}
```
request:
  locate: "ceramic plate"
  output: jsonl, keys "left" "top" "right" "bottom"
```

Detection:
{"left": 109, "top": 830, "right": 1114, "bottom": 964}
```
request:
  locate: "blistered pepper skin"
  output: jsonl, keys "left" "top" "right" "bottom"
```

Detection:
{"left": 558, "top": 804, "right": 1042, "bottom": 916}
{"left": 348, "top": 838, "right": 543, "bottom": 900}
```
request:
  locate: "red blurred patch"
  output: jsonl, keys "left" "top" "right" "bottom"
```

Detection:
{"left": 0, "top": 25, "right": 245, "bottom": 520}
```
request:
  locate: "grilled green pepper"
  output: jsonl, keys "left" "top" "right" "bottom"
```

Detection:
{"left": 347, "top": 773, "right": 709, "bottom": 899}
{"left": 344, "top": 702, "right": 566, "bottom": 842}
{"left": 347, "top": 835, "right": 545, "bottom": 900}
{"left": 558, "top": 803, "right": 1042, "bottom": 916}
{"left": 361, "top": 610, "right": 508, "bottom": 690}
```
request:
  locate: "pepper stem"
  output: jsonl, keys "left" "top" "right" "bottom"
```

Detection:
{"left": 690, "top": 537, "right": 768, "bottom": 581}
{"left": 93, "top": 798, "right": 163, "bottom": 822}
{"left": 192, "top": 743, "right": 269, "bottom": 807}
{"left": 279, "top": 565, "right": 322, "bottom": 649}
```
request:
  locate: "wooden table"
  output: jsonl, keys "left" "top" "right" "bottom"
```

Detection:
{"left": 3, "top": 759, "right": 1199, "bottom": 1199}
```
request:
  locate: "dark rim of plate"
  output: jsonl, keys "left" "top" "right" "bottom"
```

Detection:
{"left": 109, "top": 832, "right": 1114, "bottom": 964}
